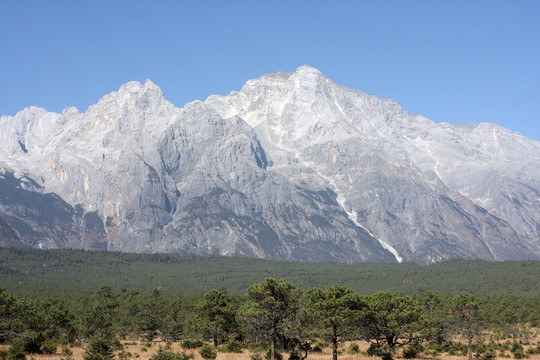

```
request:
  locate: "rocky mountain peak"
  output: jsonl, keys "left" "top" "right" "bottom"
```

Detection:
{"left": 1, "top": 67, "right": 539, "bottom": 264}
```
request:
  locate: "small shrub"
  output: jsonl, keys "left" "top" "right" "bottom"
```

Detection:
{"left": 118, "top": 351, "right": 132, "bottom": 360}
{"left": 60, "top": 348, "right": 74, "bottom": 360}
{"left": 483, "top": 350, "right": 497, "bottom": 360}
{"left": 288, "top": 352, "right": 300, "bottom": 360}
{"left": 181, "top": 339, "right": 203, "bottom": 349}
{"left": 367, "top": 343, "right": 384, "bottom": 357}
{"left": 199, "top": 344, "right": 217, "bottom": 360}
{"left": 311, "top": 344, "right": 323, "bottom": 353}
{"left": 41, "top": 338, "right": 57, "bottom": 354}
{"left": 264, "top": 348, "right": 283, "bottom": 360}
{"left": 7, "top": 341, "right": 26, "bottom": 360}
{"left": 250, "top": 355, "right": 263, "bottom": 360}
{"left": 511, "top": 342, "right": 528, "bottom": 359}
{"left": 0, "top": 349, "right": 10, "bottom": 360}
{"left": 348, "top": 343, "right": 361, "bottom": 355}
{"left": 83, "top": 336, "right": 114, "bottom": 360}
{"left": 150, "top": 347, "right": 193, "bottom": 360}
{"left": 221, "top": 340, "right": 243, "bottom": 353}
{"left": 70, "top": 340, "right": 82, "bottom": 348}
{"left": 403, "top": 344, "right": 423, "bottom": 359}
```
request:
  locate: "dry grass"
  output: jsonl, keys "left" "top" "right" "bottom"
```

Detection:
{"left": 4, "top": 338, "right": 540, "bottom": 360}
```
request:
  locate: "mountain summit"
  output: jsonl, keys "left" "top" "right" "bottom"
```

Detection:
{"left": 1, "top": 66, "right": 539, "bottom": 264}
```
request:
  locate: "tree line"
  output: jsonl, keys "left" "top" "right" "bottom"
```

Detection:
{"left": 2, "top": 248, "right": 540, "bottom": 297}
{"left": 1, "top": 280, "right": 540, "bottom": 360}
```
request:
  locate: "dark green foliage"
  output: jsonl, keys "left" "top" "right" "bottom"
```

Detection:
{"left": 306, "top": 286, "right": 366, "bottom": 360}
{"left": 221, "top": 340, "right": 243, "bottom": 353}
{"left": 264, "top": 348, "right": 283, "bottom": 360}
{"left": 367, "top": 343, "right": 384, "bottom": 357}
{"left": 83, "top": 335, "right": 115, "bottom": 360}
{"left": 244, "top": 278, "right": 300, "bottom": 360}
{"left": 60, "top": 347, "right": 74, "bottom": 360}
{"left": 348, "top": 343, "right": 360, "bottom": 354}
{"left": 511, "top": 342, "right": 527, "bottom": 359}
{"left": 7, "top": 340, "right": 26, "bottom": 360}
{"left": 0, "top": 349, "right": 8, "bottom": 360}
{"left": 150, "top": 347, "right": 193, "bottom": 360}
{"left": 181, "top": 339, "right": 203, "bottom": 349}
{"left": 363, "top": 292, "right": 425, "bottom": 358}
{"left": 198, "top": 344, "right": 217, "bottom": 360}
{"left": 288, "top": 351, "right": 300, "bottom": 360}
{"left": 402, "top": 344, "right": 424, "bottom": 358}
{"left": 449, "top": 293, "right": 483, "bottom": 360}
{"left": 2, "top": 248, "right": 540, "bottom": 297}
{"left": 137, "top": 289, "right": 165, "bottom": 341}
{"left": 41, "top": 337, "right": 57, "bottom": 354}
{"left": 199, "top": 288, "right": 237, "bottom": 346}
{"left": 482, "top": 350, "right": 496, "bottom": 360}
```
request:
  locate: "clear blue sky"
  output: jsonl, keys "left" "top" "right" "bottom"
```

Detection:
{"left": 2, "top": 1, "right": 539, "bottom": 141}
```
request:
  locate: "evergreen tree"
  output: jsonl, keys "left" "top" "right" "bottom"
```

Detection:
{"left": 363, "top": 292, "right": 425, "bottom": 360}
{"left": 306, "top": 286, "right": 366, "bottom": 360}
{"left": 244, "top": 278, "right": 301, "bottom": 360}
{"left": 199, "top": 288, "right": 237, "bottom": 346}
{"left": 449, "top": 293, "right": 483, "bottom": 360}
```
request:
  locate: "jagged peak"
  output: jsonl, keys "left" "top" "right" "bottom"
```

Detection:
{"left": 294, "top": 64, "right": 323, "bottom": 76}
{"left": 116, "top": 79, "right": 162, "bottom": 96}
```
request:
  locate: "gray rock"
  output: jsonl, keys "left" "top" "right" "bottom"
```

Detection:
{"left": 1, "top": 65, "right": 538, "bottom": 264}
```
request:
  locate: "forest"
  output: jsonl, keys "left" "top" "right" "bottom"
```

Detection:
{"left": 1, "top": 248, "right": 540, "bottom": 296}
{"left": 1, "top": 248, "right": 540, "bottom": 360}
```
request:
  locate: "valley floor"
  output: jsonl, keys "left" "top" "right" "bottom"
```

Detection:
{"left": 6, "top": 338, "right": 540, "bottom": 360}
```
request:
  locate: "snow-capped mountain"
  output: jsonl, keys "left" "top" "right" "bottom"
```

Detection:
{"left": 1, "top": 65, "right": 539, "bottom": 264}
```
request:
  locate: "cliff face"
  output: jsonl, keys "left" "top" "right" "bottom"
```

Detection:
{"left": 1, "top": 66, "right": 539, "bottom": 264}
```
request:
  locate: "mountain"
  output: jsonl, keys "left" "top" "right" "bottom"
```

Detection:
{"left": 1, "top": 65, "right": 539, "bottom": 264}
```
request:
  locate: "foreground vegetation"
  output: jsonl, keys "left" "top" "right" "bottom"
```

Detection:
{"left": 1, "top": 279, "right": 539, "bottom": 360}
{"left": 1, "top": 248, "right": 540, "bottom": 296}
{"left": 2, "top": 248, "right": 539, "bottom": 360}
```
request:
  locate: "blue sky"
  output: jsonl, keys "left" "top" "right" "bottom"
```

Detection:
{"left": 1, "top": 1, "right": 539, "bottom": 141}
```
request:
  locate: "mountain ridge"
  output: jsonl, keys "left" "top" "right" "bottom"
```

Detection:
{"left": 1, "top": 65, "right": 539, "bottom": 264}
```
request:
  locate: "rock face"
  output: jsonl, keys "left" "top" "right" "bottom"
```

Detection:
{"left": 1, "top": 66, "right": 539, "bottom": 264}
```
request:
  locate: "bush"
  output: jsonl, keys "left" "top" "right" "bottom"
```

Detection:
{"left": 527, "top": 346, "right": 540, "bottom": 355}
{"left": 181, "top": 339, "right": 203, "bottom": 349}
{"left": 288, "top": 352, "right": 300, "bottom": 360}
{"left": 483, "top": 350, "right": 497, "bottom": 360}
{"left": 42, "top": 338, "right": 57, "bottom": 354}
{"left": 221, "top": 340, "right": 243, "bottom": 353}
{"left": 403, "top": 344, "right": 423, "bottom": 359}
{"left": 150, "top": 347, "right": 193, "bottom": 360}
{"left": 83, "top": 336, "right": 114, "bottom": 360}
{"left": 348, "top": 343, "right": 361, "bottom": 354}
{"left": 60, "top": 347, "right": 74, "bottom": 360}
{"left": 0, "top": 350, "right": 9, "bottom": 360}
{"left": 511, "top": 342, "right": 528, "bottom": 359}
{"left": 442, "top": 341, "right": 467, "bottom": 356}
{"left": 118, "top": 351, "right": 132, "bottom": 360}
{"left": 367, "top": 343, "right": 384, "bottom": 357}
{"left": 7, "top": 341, "right": 26, "bottom": 360}
{"left": 199, "top": 344, "right": 217, "bottom": 360}
{"left": 264, "top": 348, "right": 283, "bottom": 360}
